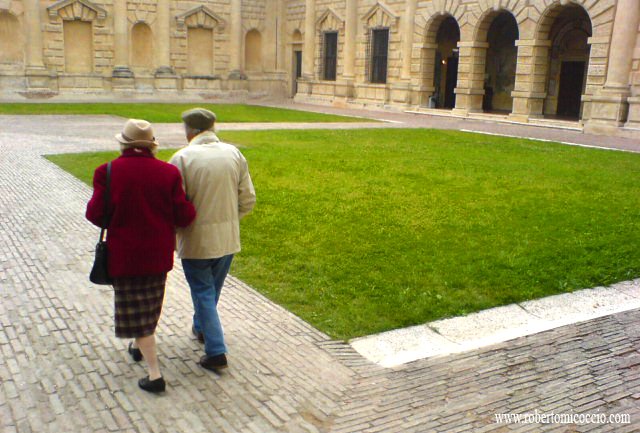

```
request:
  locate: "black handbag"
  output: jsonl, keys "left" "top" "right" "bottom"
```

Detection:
{"left": 90, "top": 162, "right": 113, "bottom": 285}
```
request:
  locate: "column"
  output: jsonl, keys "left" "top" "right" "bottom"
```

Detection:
{"left": 452, "top": 41, "right": 488, "bottom": 114}
{"left": 585, "top": 0, "right": 640, "bottom": 131}
{"left": 112, "top": 0, "right": 133, "bottom": 77}
{"left": 155, "top": 0, "right": 174, "bottom": 75}
{"left": 276, "top": 0, "right": 287, "bottom": 72}
{"left": 23, "top": 0, "right": 53, "bottom": 93}
{"left": 343, "top": 0, "right": 357, "bottom": 79}
{"left": 302, "top": 0, "right": 316, "bottom": 79}
{"left": 510, "top": 39, "right": 551, "bottom": 120}
{"left": 604, "top": 0, "right": 640, "bottom": 91}
{"left": 399, "top": 0, "right": 417, "bottom": 81}
{"left": 23, "top": 0, "right": 45, "bottom": 71}
{"left": 228, "top": 0, "right": 243, "bottom": 78}
{"left": 264, "top": 0, "right": 277, "bottom": 72}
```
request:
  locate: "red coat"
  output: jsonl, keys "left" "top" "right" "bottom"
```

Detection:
{"left": 86, "top": 148, "right": 196, "bottom": 277}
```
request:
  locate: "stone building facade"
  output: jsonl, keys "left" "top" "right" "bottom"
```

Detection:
{"left": 0, "top": 0, "right": 639, "bottom": 136}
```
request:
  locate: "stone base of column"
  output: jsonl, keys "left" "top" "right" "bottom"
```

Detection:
{"left": 112, "top": 76, "right": 135, "bottom": 92}
{"left": 453, "top": 87, "right": 485, "bottom": 115}
{"left": 340, "top": 76, "right": 356, "bottom": 99}
{"left": 228, "top": 70, "right": 247, "bottom": 80}
{"left": 153, "top": 66, "right": 179, "bottom": 91}
{"left": 21, "top": 67, "right": 57, "bottom": 98}
{"left": 226, "top": 77, "right": 249, "bottom": 92}
{"left": 625, "top": 97, "right": 640, "bottom": 129}
{"left": 583, "top": 91, "right": 629, "bottom": 135}
{"left": 509, "top": 92, "right": 546, "bottom": 122}
{"left": 112, "top": 66, "right": 134, "bottom": 79}
{"left": 390, "top": 81, "right": 411, "bottom": 105}
{"left": 294, "top": 78, "right": 313, "bottom": 97}
{"left": 155, "top": 66, "right": 175, "bottom": 77}
{"left": 154, "top": 75, "right": 179, "bottom": 92}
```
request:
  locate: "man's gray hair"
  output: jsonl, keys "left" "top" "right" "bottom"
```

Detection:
{"left": 185, "top": 124, "right": 208, "bottom": 137}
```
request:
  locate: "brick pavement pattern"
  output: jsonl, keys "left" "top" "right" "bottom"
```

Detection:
{"left": 1, "top": 114, "right": 640, "bottom": 433}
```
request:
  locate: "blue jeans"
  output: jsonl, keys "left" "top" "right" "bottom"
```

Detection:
{"left": 182, "top": 255, "right": 233, "bottom": 356}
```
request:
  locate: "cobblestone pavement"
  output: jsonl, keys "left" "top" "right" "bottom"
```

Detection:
{"left": 1, "top": 115, "right": 640, "bottom": 433}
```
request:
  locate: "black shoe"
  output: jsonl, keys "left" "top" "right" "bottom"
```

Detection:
{"left": 138, "top": 376, "right": 166, "bottom": 394}
{"left": 200, "top": 354, "right": 228, "bottom": 372}
{"left": 128, "top": 342, "right": 143, "bottom": 362}
{"left": 192, "top": 325, "right": 204, "bottom": 344}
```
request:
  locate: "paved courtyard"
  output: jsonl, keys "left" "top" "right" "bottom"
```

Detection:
{"left": 1, "top": 112, "right": 640, "bottom": 433}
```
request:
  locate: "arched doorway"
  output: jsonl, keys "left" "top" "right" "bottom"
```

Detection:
{"left": 482, "top": 11, "right": 519, "bottom": 113}
{"left": 433, "top": 16, "right": 460, "bottom": 109}
{"left": 542, "top": 5, "right": 592, "bottom": 120}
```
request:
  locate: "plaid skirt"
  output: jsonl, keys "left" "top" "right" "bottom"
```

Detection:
{"left": 113, "top": 273, "right": 167, "bottom": 339}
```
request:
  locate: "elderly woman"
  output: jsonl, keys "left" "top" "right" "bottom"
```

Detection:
{"left": 86, "top": 119, "right": 196, "bottom": 393}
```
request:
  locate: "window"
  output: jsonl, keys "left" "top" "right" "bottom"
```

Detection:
{"left": 323, "top": 32, "right": 337, "bottom": 81}
{"left": 370, "top": 28, "right": 389, "bottom": 84}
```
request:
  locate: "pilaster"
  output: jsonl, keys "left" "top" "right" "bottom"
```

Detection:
{"left": 228, "top": 0, "right": 243, "bottom": 78}
{"left": 112, "top": 0, "right": 133, "bottom": 82}
{"left": 509, "top": 39, "right": 551, "bottom": 121}
{"left": 302, "top": 0, "right": 316, "bottom": 79}
{"left": 23, "top": 0, "right": 55, "bottom": 95}
{"left": 585, "top": 0, "right": 640, "bottom": 132}
{"left": 453, "top": 41, "right": 488, "bottom": 114}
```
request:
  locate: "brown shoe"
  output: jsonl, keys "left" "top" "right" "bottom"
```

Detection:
{"left": 192, "top": 325, "right": 204, "bottom": 344}
{"left": 200, "top": 354, "right": 228, "bottom": 372}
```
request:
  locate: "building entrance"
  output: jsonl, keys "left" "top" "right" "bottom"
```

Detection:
{"left": 432, "top": 16, "right": 460, "bottom": 109}
{"left": 293, "top": 50, "right": 302, "bottom": 95}
{"left": 542, "top": 4, "right": 592, "bottom": 121}
{"left": 557, "top": 61, "right": 585, "bottom": 119}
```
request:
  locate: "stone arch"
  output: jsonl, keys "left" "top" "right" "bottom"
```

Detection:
{"left": 245, "top": 29, "right": 262, "bottom": 72}
{"left": 536, "top": 2, "right": 593, "bottom": 120}
{"left": 130, "top": 21, "right": 153, "bottom": 71}
{"left": 479, "top": 10, "right": 519, "bottom": 112}
{"left": 0, "top": 11, "right": 23, "bottom": 64}
{"left": 534, "top": 1, "right": 594, "bottom": 41}
{"left": 292, "top": 29, "right": 302, "bottom": 43}
{"left": 473, "top": 7, "right": 521, "bottom": 43}
{"left": 419, "top": 14, "right": 461, "bottom": 108}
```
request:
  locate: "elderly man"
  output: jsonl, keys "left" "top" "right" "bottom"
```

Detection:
{"left": 169, "top": 108, "right": 256, "bottom": 372}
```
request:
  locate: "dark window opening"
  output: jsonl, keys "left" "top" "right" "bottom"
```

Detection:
{"left": 323, "top": 32, "right": 338, "bottom": 81}
{"left": 370, "top": 28, "right": 388, "bottom": 84}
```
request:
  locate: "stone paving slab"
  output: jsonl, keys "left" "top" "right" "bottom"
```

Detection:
{"left": 353, "top": 280, "right": 640, "bottom": 368}
{"left": 1, "top": 115, "right": 640, "bottom": 433}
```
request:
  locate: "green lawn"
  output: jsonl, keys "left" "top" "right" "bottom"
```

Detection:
{"left": 0, "top": 103, "right": 366, "bottom": 123}
{"left": 46, "top": 129, "right": 640, "bottom": 340}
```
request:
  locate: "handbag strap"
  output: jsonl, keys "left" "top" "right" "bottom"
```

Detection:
{"left": 99, "top": 162, "right": 112, "bottom": 241}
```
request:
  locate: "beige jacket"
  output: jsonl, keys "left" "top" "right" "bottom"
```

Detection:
{"left": 169, "top": 131, "right": 256, "bottom": 259}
